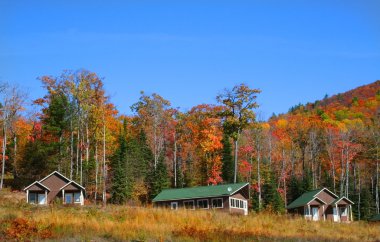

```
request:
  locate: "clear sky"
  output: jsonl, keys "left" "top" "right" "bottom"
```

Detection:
{"left": 1, "top": 0, "right": 379, "bottom": 119}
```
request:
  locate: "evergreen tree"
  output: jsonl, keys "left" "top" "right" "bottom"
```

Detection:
{"left": 302, "top": 170, "right": 313, "bottom": 193}
{"left": 320, "top": 170, "right": 334, "bottom": 192}
{"left": 221, "top": 132, "right": 234, "bottom": 183}
{"left": 262, "top": 169, "right": 285, "bottom": 213}
{"left": 357, "top": 186, "right": 376, "bottom": 220}
{"left": 110, "top": 120, "right": 129, "bottom": 204}
{"left": 42, "top": 93, "right": 70, "bottom": 172}
{"left": 147, "top": 153, "right": 169, "bottom": 200}
{"left": 288, "top": 175, "right": 303, "bottom": 204}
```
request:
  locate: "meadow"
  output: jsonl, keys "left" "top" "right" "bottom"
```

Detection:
{"left": 0, "top": 189, "right": 379, "bottom": 241}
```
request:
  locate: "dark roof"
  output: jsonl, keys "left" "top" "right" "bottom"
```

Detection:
{"left": 287, "top": 188, "right": 354, "bottom": 209}
{"left": 24, "top": 171, "right": 85, "bottom": 192}
{"left": 39, "top": 171, "right": 71, "bottom": 183}
{"left": 153, "top": 183, "right": 248, "bottom": 202}
{"left": 331, "top": 196, "right": 354, "bottom": 205}
{"left": 60, "top": 181, "right": 85, "bottom": 191}
{"left": 287, "top": 189, "right": 326, "bottom": 209}
{"left": 369, "top": 214, "right": 380, "bottom": 222}
{"left": 23, "top": 181, "right": 50, "bottom": 191}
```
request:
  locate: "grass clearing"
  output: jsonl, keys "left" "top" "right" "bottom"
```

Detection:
{"left": 0, "top": 189, "right": 379, "bottom": 241}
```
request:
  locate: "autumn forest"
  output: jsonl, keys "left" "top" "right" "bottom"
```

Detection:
{"left": 0, "top": 70, "right": 379, "bottom": 220}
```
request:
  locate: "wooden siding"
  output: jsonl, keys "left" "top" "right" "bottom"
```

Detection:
{"left": 27, "top": 184, "right": 45, "bottom": 191}
{"left": 315, "top": 190, "right": 336, "bottom": 204}
{"left": 63, "top": 183, "right": 81, "bottom": 191}
{"left": 40, "top": 173, "right": 69, "bottom": 203}
{"left": 154, "top": 189, "right": 248, "bottom": 215}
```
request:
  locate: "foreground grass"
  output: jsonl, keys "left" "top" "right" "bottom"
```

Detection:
{"left": 0, "top": 190, "right": 379, "bottom": 241}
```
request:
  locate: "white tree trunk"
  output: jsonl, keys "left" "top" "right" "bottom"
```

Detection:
{"left": 234, "top": 139, "right": 238, "bottom": 183}
{"left": 173, "top": 132, "right": 177, "bottom": 188}
{"left": 0, "top": 123, "right": 7, "bottom": 189}
{"left": 95, "top": 142, "right": 98, "bottom": 205}
{"left": 70, "top": 119, "right": 74, "bottom": 180}
{"left": 102, "top": 121, "right": 107, "bottom": 206}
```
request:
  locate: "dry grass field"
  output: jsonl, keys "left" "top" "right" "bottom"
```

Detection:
{"left": 0, "top": 189, "right": 379, "bottom": 241}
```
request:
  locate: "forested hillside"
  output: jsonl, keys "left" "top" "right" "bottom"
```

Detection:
{"left": 0, "top": 70, "right": 378, "bottom": 220}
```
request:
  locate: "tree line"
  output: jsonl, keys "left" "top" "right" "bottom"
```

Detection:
{"left": 0, "top": 70, "right": 378, "bottom": 220}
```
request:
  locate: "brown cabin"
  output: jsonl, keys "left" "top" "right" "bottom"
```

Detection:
{"left": 287, "top": 188, "right": 354, "bottom": 222}
{"left": 23, "top": 171, "right": 85, "bottom": 205}
{"left": 152, "top": 183, "right": 249, "bottom": 215}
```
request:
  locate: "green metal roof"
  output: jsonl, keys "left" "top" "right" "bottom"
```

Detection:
{"left": 369, "top": 214, "right": 380, "bottom": 222}
{"left": 152, "top": 182, "right": 249, "bottom": 202}
{"left": 286, "top": 189, "right": 324, "bottom": 209}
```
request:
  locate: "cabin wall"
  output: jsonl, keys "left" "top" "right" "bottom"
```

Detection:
{"left": 40, "top": 175, "right": 69, "bottom": 203}
{"left": 155, "top": 196, "right": 229, "bottom": 211}
{"left": 155, "top": 194, "right": 248, "bottom": 215}
{"left": 315, "top": 191, "right": 336, "bottom": 204}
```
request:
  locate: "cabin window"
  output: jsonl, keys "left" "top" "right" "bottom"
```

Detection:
{"left": 183, "top": 200, "right": 195, "bottom": 209}
{"left": 74, "top": 193, "right": 81, "bottom": 203}
{"left": 171, "top": 202, "right": 178, "bottom": 210}
{"left": 230, "top": 198, "right": 245, "bottom": 209}
{"left": 28, "top": 193, "right": 37, "bottom": 204}
{"left": 197, "top": 199, "right": 209, "bottom": 209}
{"left": 304, "top": 206, "right": 310, "bottom": 216}
{"left": 211, "top": 198, "right": 223, "bottom": 208}
{"left": 333, "top": 207, "right": 337, "bottom": 215}
{"left": 65, "top": 193, "right": 73, "bottom": 204}
{"left": 340, "top": 207, "right": 347, "bottom": 216}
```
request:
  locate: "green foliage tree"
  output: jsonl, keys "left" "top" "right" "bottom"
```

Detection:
{"left": 262, "top": 170, "right": 285, "bottom": 213}
{"left": 147, "top": 153, "right": 169, "bottom": 200}
{"left": 221, "top": 131, "right": 234, "bottom": 183}
{"left": 288, "top": 175, "right": 303, "bottom": 204}
{"left": 217, "top": 83, "right": 261, "bottom": 183}
{"left": 110, "top": 120, "right": 129, "bottom": 204}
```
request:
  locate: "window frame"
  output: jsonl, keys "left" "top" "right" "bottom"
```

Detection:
{"left": 340, "top": 207, "right": 347, "bottom": 216}
{"left": 170, "top": 202, "right": 178, "bottom": 210}
{"left": 304, "top": 206, "right": 311, "bottom": 216}
{"left": 183, "top": 200, "right": 195, "bottom": 210}
{"left": 197, "top": 199, "right": 209, "bottom": 209}
{"left": 229, "top": 198, "right": 246, "bottom": 209}
{"left": 211, "top": 198, "right": 223, "bottom": 208}
{"left": 74, "top": 192, "right": 81, "bottom": 203}
{"left": 65, "top": 193, "right": 73, "bottom": 204}
{"left": 28, "top": 192, "right": 37, "bottom": 204}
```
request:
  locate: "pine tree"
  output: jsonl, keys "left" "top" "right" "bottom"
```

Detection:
{"left": 221, "top": 132, "right": 234, "bottom": 183}
{"left": 110, "top": 120, "right": 129, "bottom": 204}
{"left": 147, "top": 153, "right": 169, "bottom": 200}
{"left": 262, "top": 169, "right": 285, "bottom": 213}
{"left": 358, "top": 185, "right": 376, "bottom": 220}
{"left": 302, "top": 170, "right": 313, "bottom": 193}
{"left": 288, "top": 175, "right": 303, "bottom": 204}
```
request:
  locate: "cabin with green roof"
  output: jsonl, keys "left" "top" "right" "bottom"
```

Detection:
{"left": 153, "top": 182, "right": 249, "bottom": 215}
{"left": 287, "top": 187, "right": 354, "bottom": 222}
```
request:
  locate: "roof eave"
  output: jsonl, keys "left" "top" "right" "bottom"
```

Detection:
{"left": 23, "top": 181, "right": 51, "bottom": 191}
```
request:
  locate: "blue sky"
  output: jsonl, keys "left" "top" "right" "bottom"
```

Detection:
{"left": 1, "top": 1, "right": 379, "bottom": 119}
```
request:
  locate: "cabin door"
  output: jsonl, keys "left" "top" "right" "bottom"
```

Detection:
{"left": 243, "top": 201, "right": 248, "bottom": 215}
{"left": 38, "top": 194, "right": 46, "bottom": 205}
{"left": 312, "top": 207, "right": 319, "bottom": 221}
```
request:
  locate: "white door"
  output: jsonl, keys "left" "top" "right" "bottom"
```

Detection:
{"left": 171, "top": 202, "right": 178, "bottom": 210}
{"left": 243, "top": 201, "right": 248, "bottom": 215}
{"left": 333, "top": 207, "right": 338, "bottom": 222}
{"left": 312, "top": 207, "right": 319, "bottom": 221}
{"left": 38, "top": 194, "right": 46, "bottom": 205}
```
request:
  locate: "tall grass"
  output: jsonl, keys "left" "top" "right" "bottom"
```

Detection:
{"left": 1, "top": 190, "right": 379, "bottom": 241}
